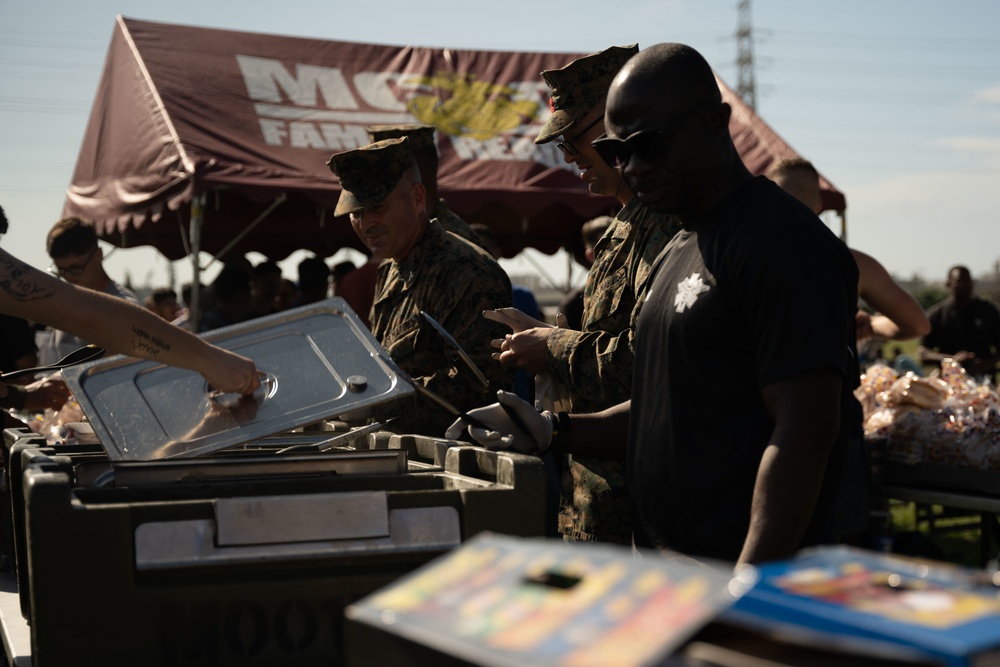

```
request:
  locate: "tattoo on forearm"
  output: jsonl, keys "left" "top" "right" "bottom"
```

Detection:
{"left": 0, "top": 254, "right": 56, "bottom": 302}
{"left": 131, "top": 325, "right": 172, "bottom": 357}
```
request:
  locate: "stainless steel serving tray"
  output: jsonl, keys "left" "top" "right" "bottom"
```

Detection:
{"left": 61, "top": 298, "right": 413, "bottom": 461}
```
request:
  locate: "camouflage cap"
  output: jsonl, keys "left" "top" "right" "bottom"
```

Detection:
{"left": 366, "top": 123, "right": 438, "bottom": 156}
{"left": 327, "top": 138, "right": 417, "bottom": 217}
{"left": 535, "top": 44, "right": 639, "bottom": 145}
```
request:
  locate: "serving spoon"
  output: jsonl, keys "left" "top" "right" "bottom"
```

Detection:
{"left": 0, "top": 345, "right": 105, "bottom": 381}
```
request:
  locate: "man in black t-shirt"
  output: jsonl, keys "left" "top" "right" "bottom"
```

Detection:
{"left": 449, "top": 43, "right": 861, "bottom": 566}
{"left": 624, "top": 177, "right": 858, "bottom": 561}
{"left": 919, "top": 265, "right": 1000, "bottom": 383}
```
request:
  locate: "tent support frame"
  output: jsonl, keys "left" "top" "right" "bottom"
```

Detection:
{"left": 184, "top": 192, "right": 287, "bottom": 332}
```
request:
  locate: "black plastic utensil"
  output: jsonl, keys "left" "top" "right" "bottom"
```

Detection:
{"left": 0, "top": 345, "right": 105, "bottom": 381}
{"left": 418, "top": 311, "right": 539, "bottom": 448}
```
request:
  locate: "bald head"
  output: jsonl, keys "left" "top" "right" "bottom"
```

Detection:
{"left": 603, "top": 43, "right": 744, "bottom": 218}
{"left": 612, "top": 43, "right": 721, "bottom": 111}
{"left": 947, "top": 265, "right": 974, "bottom": 304}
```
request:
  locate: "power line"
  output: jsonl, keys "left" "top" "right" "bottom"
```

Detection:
{"left": 0, "top": 37, "right": 106, "bottom": 51}
{"left": 768, "top": 58, "right": 1000, "bottom": 81}
{"left": 765, "top": 84, "right": 995, "bottom": 105}
{"left": 770, "top": 30, "right": 1000, "bottom": 52}
{"left": 0, "top": 57, "right": 99, "bottom": 71}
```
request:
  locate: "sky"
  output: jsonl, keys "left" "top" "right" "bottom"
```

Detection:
{"left": 2, "top": 0, "right": 999, "bottom": 292}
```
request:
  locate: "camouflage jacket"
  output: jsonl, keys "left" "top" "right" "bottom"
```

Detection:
{"left": 430, "top": 199, "right": 483, "bottom": 248}
{"left": 546, "top": 198, "right": 680, "bottom": 413}
{"left": 371, "top": 220, "right": 514, "bottom": 436}
{"left": 547, "top": 199, "right": 680, "bottom": 545}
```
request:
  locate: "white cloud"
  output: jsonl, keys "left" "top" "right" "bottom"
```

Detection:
{"left": 934, "top": 136, "right": 1000, "bottom": 161}
{"left": 843, "top": 170, "right": 1000, "bottom": 280}
{"left": 971, "top": 85, "right": 1000, "bottom": 105}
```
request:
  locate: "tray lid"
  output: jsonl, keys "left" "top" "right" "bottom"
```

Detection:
{"left": 62, "top": 298, "right": 414, "bottom": 461}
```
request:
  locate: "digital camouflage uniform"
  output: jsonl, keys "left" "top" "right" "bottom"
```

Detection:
{"left": 549, "top": 200, "right": 679, "bottom": 543}
{"left": 328, "top": 137, "right": 514, "bottom": 437}
{"left": 366, "top": 123, "right": 484, "bottom": 249}
{"left": 534, "top": 44, "right": 681, "bottom": 545}
{"left": 369, "top": 220, "right": 514, "bottom": 435}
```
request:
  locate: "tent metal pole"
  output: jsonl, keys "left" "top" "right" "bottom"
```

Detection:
{"left": 189, "top": 194, "right": 205, "bottom": 332}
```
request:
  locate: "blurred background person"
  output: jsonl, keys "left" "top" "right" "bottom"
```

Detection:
{"left": 38, "top": 217, "right": 139, "bottom": 364}
{"left": 200, "top": 266, "right": 254, "bottom": 332}
{"left": 558, "top": 215, "right": 613, "bottom": 331}
{"left": 331, "top": 260, "right": 356, "bottom": 297}
{"left": 276, "top": 277, "right": 298, "bottom": 311}
{"left": 144, "top": 287, "right": 181, "bottom": 322}
{"left": 767, "top": 158, "right": 930, "bottom": 345}
{"left": 919, "top": 265, "right": 1000, "bottom": 383}
{"left": 170, "top": 282, "right": 204, "bottom": 330}
{"left": 249, "top": 260, "right": 283, "bottom": 318}
{"left": 297, "top": 255, "right": 331, "bottom": 305}
{"left": 338, "top": 255, "right": 379, "bottom": 328}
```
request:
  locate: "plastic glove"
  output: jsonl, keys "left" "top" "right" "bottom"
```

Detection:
{"left": 444, "top": 390, "right": 553, "bottom": 454}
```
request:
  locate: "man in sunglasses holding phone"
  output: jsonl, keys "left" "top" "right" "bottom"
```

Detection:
{"left": 456, "top": 43, "right": 862, "bottom": 565}
{"left": 485, "top": 45, "right": 680, "bottom": 546}
{"left": 38, "top": 217, "right": 140, "bottom": 366}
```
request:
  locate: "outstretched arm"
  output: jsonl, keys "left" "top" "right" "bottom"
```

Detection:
{"left": 446, "top": 392, "right": 630, "bottom": 462}
{"left": 853, "top": 249, "right": 929, "bottom": 341}
{"left": 739, "top": 368, "right": 842, "bottom": 566}
{"left": 0, "top": 248, "right": 259, "bottom": 395}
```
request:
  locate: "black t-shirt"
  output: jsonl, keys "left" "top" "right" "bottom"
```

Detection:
{"left": 0, "top": 314, "right": 37, "bottom": 373}
{"left": 628, "top": 176, "right": 860, "bottom": 561}
{"left": 921, "top": 297, "right": 1000, "bottom": 370}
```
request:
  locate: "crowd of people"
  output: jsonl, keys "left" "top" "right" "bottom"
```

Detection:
{"left": 3, "top": 42, "right": 999, "bottom": 571}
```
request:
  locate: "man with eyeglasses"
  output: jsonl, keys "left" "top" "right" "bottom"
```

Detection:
{"left": 482, "top": 45, "right": 680, "bottom": 546}
{"left": 453, "top": 43, "right": 862, "bottom": 566}
{"left": 39, "top": 217, "right": 140, "bottom": 365}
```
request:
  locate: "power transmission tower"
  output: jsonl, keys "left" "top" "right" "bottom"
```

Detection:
{"left": 735, "top": 0, "right": 757, "bottom": 110}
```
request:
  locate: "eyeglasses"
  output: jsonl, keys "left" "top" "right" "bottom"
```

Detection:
{"left": 48, "top": 246, "right": 98, "bottom": 278}
{"left": 556, "top": 115, "right": 604, "bottom": 157}
{"left": 591, "top": 99, "right": 719, "bottom": 168}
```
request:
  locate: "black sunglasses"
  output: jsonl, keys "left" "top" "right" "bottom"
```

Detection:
{"left": 556, "top": 115, "right": 603, "bottom": 157}
{"left": 591, "top": 99, "right": 719, "bottom": 168}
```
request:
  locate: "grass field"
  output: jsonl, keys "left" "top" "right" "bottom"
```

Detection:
{"left": 886, "top": 501, "right": 988, "bottom": 568}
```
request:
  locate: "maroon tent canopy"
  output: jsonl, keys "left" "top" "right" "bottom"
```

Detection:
{"left": 64, "top": 16, "right": 845, "bottom": 263}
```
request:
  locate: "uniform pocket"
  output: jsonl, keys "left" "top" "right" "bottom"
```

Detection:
{"left": 382, "top": 315, "right": 421, "bottom": 361}
{"left": 584, "top": 267, "right": 632, "bottom": 331}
